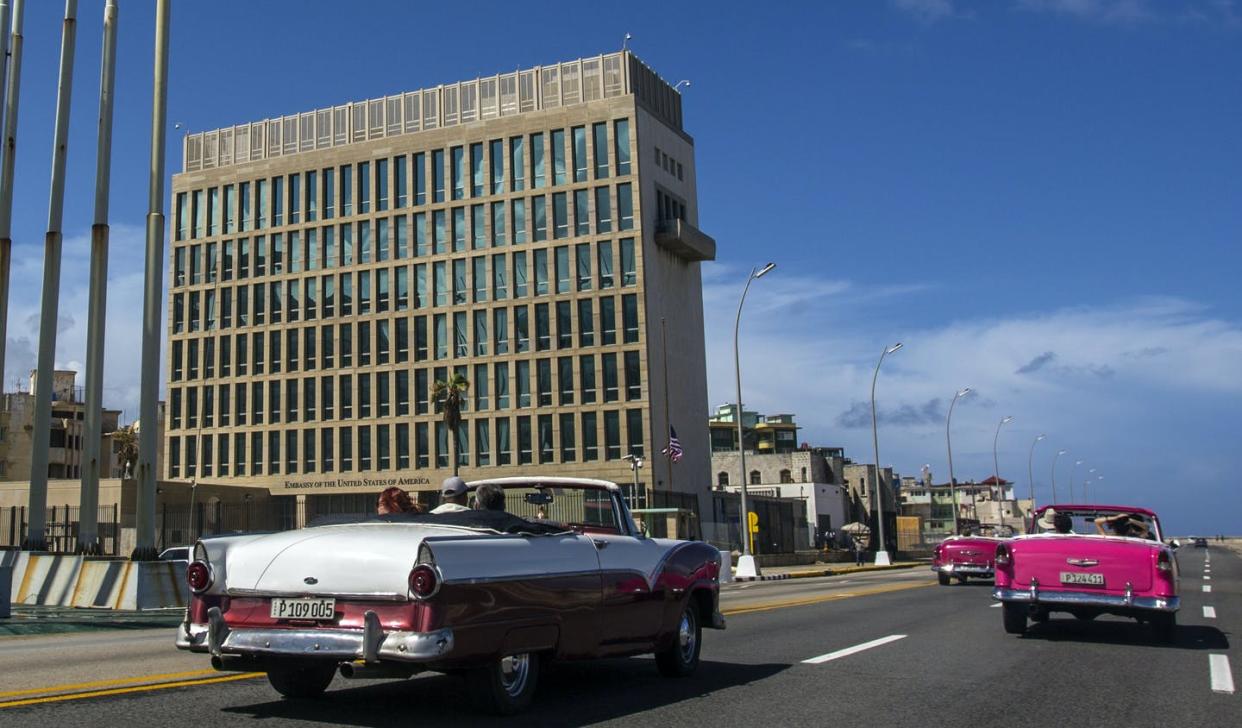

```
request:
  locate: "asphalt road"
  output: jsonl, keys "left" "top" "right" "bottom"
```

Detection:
{"left": 0, "top": 547, "right": 1235, "bottom": 726}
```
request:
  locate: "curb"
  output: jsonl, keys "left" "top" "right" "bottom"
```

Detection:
{"left": 731, "top": 574, "right": 791, "bottom": 582}
{"left": 731, "top": 563, "right": 923, "bottom": 581}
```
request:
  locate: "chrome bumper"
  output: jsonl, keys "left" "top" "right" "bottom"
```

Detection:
{"left": 993, "top": 587, "right": 1179, "bottom": 613}
{"left": 177, "top": 607, "right": 454, "bottom": 663}
{"left": 934, "top": 564, "right": 994, "bottom": 576}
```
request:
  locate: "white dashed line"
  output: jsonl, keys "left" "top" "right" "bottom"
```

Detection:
{"left": 1210, "top": 654, "right": 1235, "bottom": 694}
{"left": 990, "top": 603, "right": 1002, "bottom": 608}
{"left": 1204, "top": 606, "right": 1216, "bottom": 619}
{"left": 1203, "top": 585, "right": 1212, "bottom": 592}
{"left": 803, "top": 634, "right": 907, "bottom": 664}
{"left": 1205, "top": 576, "right": 1212, "bottom": 581}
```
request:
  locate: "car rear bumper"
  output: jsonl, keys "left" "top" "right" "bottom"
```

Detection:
{"left": 993, "top": 586, "right": 1179, "bottom": 612}
{"left": 176, "top": 607, "right": 454, "bottom": 663}
{"left": 933, "top": 564, "right": 994, "bottom": 577}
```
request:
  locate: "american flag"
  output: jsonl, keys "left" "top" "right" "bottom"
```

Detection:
{"left": 662, "top": 426, "right": 684, "bottom": 463}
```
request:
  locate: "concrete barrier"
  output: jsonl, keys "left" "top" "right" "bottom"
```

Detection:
{"left": 4, "top": 551, "right": 188, "bottom": 611}
{"left": 0, "top": 565, "right": 10, "bottom": 618}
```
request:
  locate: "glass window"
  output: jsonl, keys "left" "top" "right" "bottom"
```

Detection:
{"left": 340, "top": 426, "right": 353, "bottom": 470}
{"left": 434, "top": 313, "right": 448, "bottom": 359}
{"left": 515, "top": 305, "right": 529, "bottom": 353}
{"left": 604, "top": 410, "right": 621, "bottom": 459}
{"left": 622, "top": 293, "right": 639, "bottom": 343}
{"left": 534, "top": 303, "right": 550, "bottom": 351}
{"left": 494, "top": 362, "right": 510, "bottom": 409}
{"left": 224, "top": 184, "right": 236, "bottom": 234}
{"left": 512, "top": 199, "right": 526, "bottom": 244}
{"left": 432, "top": 149, "right": 445, "bottom": 203}
{"left": 475, "top": 419, "right": 491, "bottom": 466}
{"left": 473, "top": 309, "right": 488, "bottom": 356}
{"left": 434, "top": 210, "right": 447, "bottom": 254}
{"left": 625, "top": 351, "right": 642, "bottom": 400}
{"left": 288, "top": 174, "right": 300, "bottom": 225}
{"left": 614, "top": 119, "right": 631, "bottom": 175}
{"left": 208, "top": 187, "right": 219, "bottom": 235}
{"left": 582, "top": 411, "right": 598, "bottom": 461}
{"left": 603, "top": 353, "right": 618, "bottom": 402}
{"left": 414, "top": 263, "right": 427, "bottom": 308}
{"left": 575, "top": 243, "right": 592, "bottom": 291}
{"left": 492, "top": 253, "right": 508, "bottom": 300}
{"left": 414, "top": 316, "right": 428, "bottom": 361}
{"left": 452, "top": 207, "right": 466, "bottom": 252}
{"left": 552, "top": 192, "right": 568, "bottom": 239}
{"left": 513, "top": 251, "right": 528, "bottom": 297}
{"left": 555, "top": 246, "right": 571, "bottom": 293}
{"left": 577, "top": 299, "right": 594, "bottom": 346}
{"left": 377, "top": 218, "right": 390, "bottom": 261}
{"left": 551, "top": 129, "right": 567, "bottom": 186}
{"left": 490, "top": 139, "right": 504, "bottom": 195}
{"left": 473, "top": 256, "right": 487, "bottom": 303}
{"left": 322, "top": 168, "right": 334, "bottom": 220}
{"left": 414, "top": 212, "right": 427, "bottom": 256}
{"left": 493, "top": 308, "right": 509, "bottom": 355}
{"left": 470, "top": 143, "right": 484, "bottom": 197}
{"left": 395, "top": 215, "right": 408, "bottom": 259}
{"left": 626, "top": 409, "right": 645, "bottom": 458}
{"left": 322, "top": 428, "right": 334, "bottom": 470}
{"left": 572, "top": 126, "right": 588, "bottom": 183}
{"left": 451, "top": 146, "right": 464, "bottom": 200}
{"left": 377, "top": 269, "right": 390, "bottom": 313}
{"left": 358, "top": 161, "right": 371, "bottom": 213}
{"left": 413, "top": 152, "right": 426, "bottom": 205}
{"left": 510, "top": 136, "right": 525, "bottom": 192}
{"left": 532, "top": 196, "right": 547, "bottom": 241}
{"left": 306, "top": 170, "right": 318, "bottom": 222}
{"left": 516, "top": 360, "right": 531, "bottom": 407}
{"left": 496, "top": 417, "right": 511, "bottom": 465}
{"left": 472, "top": 205, "right": 485, "bottom": 250}
{"left": 537, "top": 359, "right": 552, "bottom": 407}
{"left": 574, "top": 189, "right": 590, "bottom": 236}
{"left": 359, "top": 220, "right": 372, "bottom": 263}
{"left": 595, "top": 187, "right": 612, "bottom": 233}
{"left": 533, "top": 249, "right": 548, "bottom": 295}
{"left": 340, "top": 165, "right": 352, "bottom": 216}
{"left": 491, "top": 201, "right": 507, "bottom": 247}
{"left": 454, "top": 311, "right": 468, "bottom": 357}
{"left": 474, "top": 362, "right": 489, "bottom": 410}
{"left": 396, "top": 266, "right": 409, "bottom": 310}
{"left": 415, "top": 422, "right": 429, "bottom": 467}
{"left": 341, "top": 223, "right": 353, "bottom": 265}
{"left": 617, "top": 183, "right": 634, "bottom": 231}
{"left": 360, "top": 425, "right": 372, "bottom": 470}
{"left": 556, "top": 300, "right": 572, "bottom": 348}
{"left": 600, "top": 296, "right": 616, "bottom": 345}
{"left": 593, "top": 122, "right": 610, "bottom": 179}
{"left": 453, "top": 259, "right": 467, "bottom": 305}
{"left": 620, "top": 238, "right": 637, "bottom": 286}
{"left": 558, "top": 357, "right": 574, "bottom": 406}
{"left": 340, "top": 272, "right": 353, "bottom": 316}
{"left": 175, "top": 192, "right": 187, "bottom": 240}
{"left": 538, "top": 414, "right": 554, "bottom": 463}
{"left": 530, "top": 132, "right": 545, "bottom": 189}
{"left": 376, "top": 158, "right": 389, "bottom": 211}
{"left": 397, "top": 423, "right": 409, "bottom": 469}
{"left": 517, "top": 416, "right": 532, "bottom": 464}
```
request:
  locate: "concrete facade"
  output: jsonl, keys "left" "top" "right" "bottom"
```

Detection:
{"left": 0, "top": 370, "right": 125, "bottom": 482}
{"left": 165, "top": 52, "right": 714, "bottom": 512}
{"left": 711, "top": 449, "right": 850, "bottom": 545}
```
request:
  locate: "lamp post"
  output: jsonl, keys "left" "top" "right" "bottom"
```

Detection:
{"left": 1069, "top": 459, "right": 1083, "bottom": 503}
{"left": 1085, "top": 468, "right": 1096, "bottom": 502}
{"left": 870, "top": 342, "right": 902, "bottom": 566}
{"left": 992, "top": 416, "right": 1014, "bottom": 527}
{"left": 1051, "top": 449, "right": 1068, "bottom": 503}
{"left": 733, "top": 262, "right": 775, "bottom": 578}
{"left": 621, "top": 453, "right": 643, "bottom": 509}
{"left": 1028, "top": 434, "right": 1045, "bottom": 519}
{"left": 945, "top": 387, "right": 971, "bottom": 536}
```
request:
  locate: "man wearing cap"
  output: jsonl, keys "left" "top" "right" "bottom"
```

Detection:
{"left": 431, "top": 476, "right": 472, "bottom": 514}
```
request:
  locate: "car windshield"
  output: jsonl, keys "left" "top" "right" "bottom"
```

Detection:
{"left": 492, "top": 485, "right": 626, "bottom": 534}
{"left": 1035, "top": 508, "right": 1159, "bottom": 540}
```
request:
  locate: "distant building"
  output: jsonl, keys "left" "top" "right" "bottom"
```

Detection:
{"left": 900, "top": 477, "right": 1029, "bottom": 534}
{"left": 711, "top": 448, "right": 848, "bottom": 544}
{"left": 707, "top": 404, "right": 799, "bottom": 453}
{"left": 0, "top": 370, "right": 126, "bottom": 481}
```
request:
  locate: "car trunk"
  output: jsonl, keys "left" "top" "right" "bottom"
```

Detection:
{"left": 943, "top": 538, "right": 998, "bottom": 566}
{"left": 1010, "top": 536, "right": 1155, "bottom": 593}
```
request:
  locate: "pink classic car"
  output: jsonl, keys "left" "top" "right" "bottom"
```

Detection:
{"left": 993, "top": 504, "right": 1180, "bottom": 640}
{"left": 932, "top": 524, "right": 1014, "bottom": 585}
{"left": 175, "top": 477, "right": 724, "bottom": 713}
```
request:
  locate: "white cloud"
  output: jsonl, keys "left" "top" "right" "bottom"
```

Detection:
{"left": 1015, "top": 0, "right": 1158, "bottom": 24}
{"left": 4, "top": 222, "right": 167, "bottom": 425}
{"left": 892, "top": 0, "right": 961, "bottom": 22}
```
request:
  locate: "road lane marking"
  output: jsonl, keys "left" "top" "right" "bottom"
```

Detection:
{"left": 0, "top": 670, "right": 219, "bottom": 699}
{"left": 722, "top": 581, "right": 933, "bottom": 617}
{"left": 803, "top": 634, "right": 907, "bottom": 664}
{"left": 1204, "top": 606, "right": 1216, "bottom": 619}
{"left": 0, "top": 673, "right": 262, "bottom": 710}
{"left": 1205, "top": 576, "right": 1211, "bottom": 580}
{"left": 990, "top": 603, "right": 1002, "bottom": 607}
{"left": 1204, "top": 585, "right": 1212, "bottom": 592}
{"left": 1210, "top": 655, "right": 1235, "bottom": 694}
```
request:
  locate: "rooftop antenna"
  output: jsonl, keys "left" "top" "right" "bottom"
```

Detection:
{"left": 622, "top": 32, "right": 632, "bottom": 51}
{"left": 674, "top": 79, "right": 691, "bottom": 91}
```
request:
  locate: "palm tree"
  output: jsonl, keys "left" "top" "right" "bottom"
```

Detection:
{"left": 112, "top": 425, "right": 139, "bottom": 479}
{"left": 431, "top": 373, "right": 470, "bottom": 475}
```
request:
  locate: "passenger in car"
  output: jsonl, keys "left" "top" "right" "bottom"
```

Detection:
{"left": 431, "top": 476, "right": 472, "bottom": 514}
{"left": 1094, "top": 513, "right": 1149, "bottom": 539}
{"left": 474, "top": 483, "right": 507, "bottom": 512}
{"left": 377, "top": 486, "right": 422, "bottom": 515}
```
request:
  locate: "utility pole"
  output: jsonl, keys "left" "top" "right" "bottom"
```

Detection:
{"left": 0, "top": 0, "right": 18, "bottom": 399}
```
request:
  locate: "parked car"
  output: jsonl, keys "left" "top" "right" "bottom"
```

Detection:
{"left": 159, "top": 546, "right": 190, "bottom": 563}
{"left": 1193, "top": 537, "right": 1209, "bottom": 548}
{"left": 932, "top": 524, "right": 1014, "bottom": 585}
{"left": 993, "top": 504, "right": 1179, "bottom": 640}
{"left": 175, "top": 477, "right": 725, "bottom": 713}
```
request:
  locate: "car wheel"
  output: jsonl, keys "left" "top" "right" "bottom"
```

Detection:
{"left": 265, "top": 660, "right": 337, "bottom": 699}
{"left": 1002, "top": 603, "right": 1027, "bottom": 635}
{"left": 469, "top": 652, "right": 540, "bottom": 715}
{"left": 1151, "top": 612, "right": 1176, "bottom": 643}
{"left": 955, "top": 575, "right": 968, "bottom": 584}
{"left": 937, "top": 572, "right": 950, "bottom": 586}
{"left": 1030, "top": 608, "right": 1049, "bottom": 623}
{"left": 656, "top": 603, "right": 702, "bottom": 678}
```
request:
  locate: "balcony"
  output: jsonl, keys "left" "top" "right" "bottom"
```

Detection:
{"left": 655, "top": 219, "right": 716, "bottom": 262}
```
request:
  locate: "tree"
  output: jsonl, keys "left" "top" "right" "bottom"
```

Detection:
{"left": 112, "top": 425, "right": 139, "bottom": 479}
{"left": 430, "top": 373, "right": 470, "bottom": 475}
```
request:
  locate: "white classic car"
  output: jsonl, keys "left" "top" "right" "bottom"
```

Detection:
{"left": 176, "top": 477, "right": 725, "bottom": 713}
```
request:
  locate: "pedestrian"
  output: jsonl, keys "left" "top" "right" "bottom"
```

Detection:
{"left": 431, "top": 476, "right": 471, "bottom": 514}
{"left": 377, "top": 486, "right": 421, "bottom": 515}
{"left": 854, "top": 537, "right": 865, "bottom": 566}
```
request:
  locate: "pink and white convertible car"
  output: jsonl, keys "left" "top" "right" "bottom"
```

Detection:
{"left": 175, "top": 477, "right": 724, "bottom": 713}
{"left": 932, "top": 524, "right": 1015, "bottom": 585}
{"left": 993, "top": 504, "right": 1180, "bottom": 640}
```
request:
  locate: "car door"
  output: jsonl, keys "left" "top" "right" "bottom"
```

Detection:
{"left": 591, "top": 532, "right": 669, "bottom": 648}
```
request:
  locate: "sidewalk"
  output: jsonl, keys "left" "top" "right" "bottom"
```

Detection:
{"left": 731, "top": 560, "right": 926, "bottom": 582}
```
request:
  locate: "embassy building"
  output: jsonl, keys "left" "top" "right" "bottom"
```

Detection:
{"left": 166, "top": 51, "right": 715, "bottom": 515}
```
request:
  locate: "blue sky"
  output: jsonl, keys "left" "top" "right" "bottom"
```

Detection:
{"left": 2, "top": 1, "right": 1239, "bottom": 532}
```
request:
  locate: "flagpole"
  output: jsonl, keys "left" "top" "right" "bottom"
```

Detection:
{"left": 661, "top": 317, "right": 673, "bottom": 493}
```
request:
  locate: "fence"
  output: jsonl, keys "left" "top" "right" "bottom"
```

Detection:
{"left": 705, "top": 492, "right": 810, "bottom": 555}
{"left": 1, "top": 505, "right": 121, "bottom": 556}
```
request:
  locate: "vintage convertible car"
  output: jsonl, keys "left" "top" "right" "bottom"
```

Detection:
{"left": 175, "top": 477, "right": 725, "bottom": 713}
{"left": 993, "top": 504, "right": 1179, "bottom": 640}
{"left": 931, "top": 524, "right": 1014, "bottom": 585}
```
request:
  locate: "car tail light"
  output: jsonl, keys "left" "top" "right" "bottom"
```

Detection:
{"left": 186, "top": 561, "right": 212, "bottom": 593}
{"left": 408, "top": 564, "right": 440, "bottom": 600}
{"left": 1157, "top": 550, "right": 1173, "bottom": 573}
{"left": 995, "top": 544, "right": 1012, "bottom": 566}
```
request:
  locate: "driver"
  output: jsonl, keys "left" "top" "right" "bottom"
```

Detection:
{"left": 431, "top": 476, "right": 471, "bottom": 514}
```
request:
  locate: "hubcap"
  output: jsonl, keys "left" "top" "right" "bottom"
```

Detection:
{"left": 499, "top": 653, "right": 530, "bottom": 697}
{"left": 678, "top": 610, "right": 697, "bottom": 663}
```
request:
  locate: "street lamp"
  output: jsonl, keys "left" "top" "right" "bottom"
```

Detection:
{"left": 1069, "top": 460, "right": 1083, "bottom": 503}
{"left": 1087, "top": 473, "right": 1102, "bottom": 501}
{"left": 621, "top": 453, "right": 643, "bottom": 509}
{"left": 945, "top": 387, "right": 971, "bottom": 536}
{"left": 993, "top": 416, "right": 1014, "bottom": 527}
{"left": 1051, "top": 449, "right": 1068, "bottom": 503}
{"left": 870, "top": 342, "right": 902, "bottom": 566}
{"left": 733, "top": 262, "right": 775, "bottom": 577}
{"left": 1028, "top": 434, "right": 1045, "bottom": 516}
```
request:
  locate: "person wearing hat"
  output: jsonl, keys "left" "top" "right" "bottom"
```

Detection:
{"left": 431, "top": 476, "right": 471, "bottom": 514}
{"left": 1037, "top": 508, "right": 1074, "bottom": 534}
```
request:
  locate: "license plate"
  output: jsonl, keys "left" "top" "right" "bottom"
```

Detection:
{"left": 270, "top": 597, "right": 335, "bottom": 620}
{"left": 1060, "top": 571, "right": 1105, "bottom": 586}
